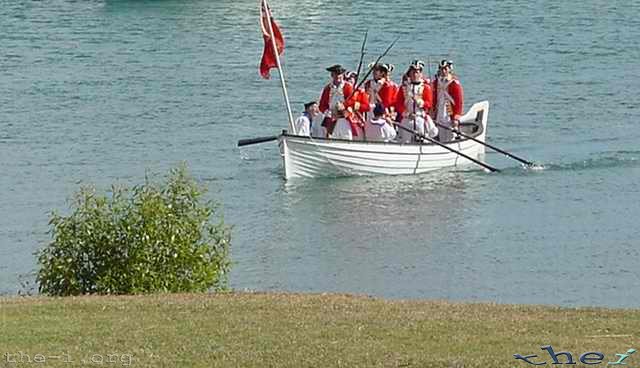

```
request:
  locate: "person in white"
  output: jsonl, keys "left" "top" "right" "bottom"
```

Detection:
{"left": 329, "top": 102, "right": 353, "bottom": 140}
{"left": 365, "top": 103, "right": 397, "bottom": 142}
{"left": 293, "top": 101, "right": 320, "bottom": 136}
{"left": 310, "top": 110, "right": 326, "bottom": 138}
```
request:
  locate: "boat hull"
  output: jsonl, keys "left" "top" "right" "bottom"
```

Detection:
{"left": 279, "top": 101, "right": 489, "bottom": 179}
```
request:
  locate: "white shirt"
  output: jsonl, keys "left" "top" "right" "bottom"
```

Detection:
{"left": 294, "top": 113, "right": 311, "bottom": 136}
{"left": 366, "top": 117, "right": 397, "bottom": 142}
{"left": 311, "top": 113, "right": 326, "bottom": 138}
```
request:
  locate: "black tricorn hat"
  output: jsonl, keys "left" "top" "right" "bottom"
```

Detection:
{"left": 326, "top": 64, "right": 346, "bottom": 74}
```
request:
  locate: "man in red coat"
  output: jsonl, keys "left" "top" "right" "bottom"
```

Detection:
{"left": 394, "top": 60, "right": 437, "bottom": 143}
{"left": 319, "top": 64, "right": 354, "bottom": 136}
{"left": 363, "top": 63, "right": 398, "bottom": 118}
{"left": 433, "top": 59, "right": 464, "bottom": 142}
{"left": 344, "top": 71, "right": 370, "bottom": 140}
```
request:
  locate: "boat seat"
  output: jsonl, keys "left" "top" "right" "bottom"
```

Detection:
{"left": 458, "top": 109, "right": 484, "bottom": 135}
{"left": 460, "top": 122, "right": 480, "bottom": 135}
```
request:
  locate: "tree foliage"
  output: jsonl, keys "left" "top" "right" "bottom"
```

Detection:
{"left": 36, "top": 165, "right": 231, "bottom": 296}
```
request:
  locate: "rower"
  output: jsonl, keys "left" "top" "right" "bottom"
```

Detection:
{"left": 365, "top": 103, "right": 397, "bottom": 142}
{"left": 294, "top": 101, "right": 320, "bottom": 137}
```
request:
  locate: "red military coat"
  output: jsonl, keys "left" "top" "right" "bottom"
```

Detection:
{"left": 364, "top": 78, "right": 398, "bottom": 111}
{"left": 433, "top": 77, "right": 464, "bottom": 120}
{"left": 344, "top": 87, "right": 370, "bottom": 136}
{"left": 394, "top": 78, "right": 433, "bottom": 119}
{"left": 319, "top": 81, "right": 354, "bottom": 114}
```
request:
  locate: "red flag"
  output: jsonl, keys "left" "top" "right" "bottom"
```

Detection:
{"left": 259, "top": 0, "right": 284, "bottom": 79}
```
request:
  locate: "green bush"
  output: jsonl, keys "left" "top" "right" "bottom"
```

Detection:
{"left": 36, "top": 165, "right": 231, "bottom": 296}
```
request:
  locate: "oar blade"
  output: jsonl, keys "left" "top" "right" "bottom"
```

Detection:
{"left": 436, "top": 122, "right": 535, "bottom": 167}
{"left": 237, "top": 135, "right": 279, "bottom": 147}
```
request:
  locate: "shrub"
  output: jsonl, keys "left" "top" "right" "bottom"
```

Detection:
{"left": 36, "top": 165, "right": 231, "bottom": 296}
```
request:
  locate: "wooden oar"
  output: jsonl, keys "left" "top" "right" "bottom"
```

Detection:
{"left": 353, "top": 30, "right": 368, "bottom": 88}
{"left": 237, "top": 135, "right": 279, "bottom": 147}
{"left": 352, "top": 31, "right": 369, "bottom": 141}
{"left": 346, "top": 36, "right": 400, "bottom": 101}
{"left": 434, "top": 122, "right": 535, "bottom": 166}
{"left": 392, "top": 122, "right": 500, "bottom": 173}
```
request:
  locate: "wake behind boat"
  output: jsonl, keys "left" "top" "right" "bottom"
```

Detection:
{"left": 279, "top": 101, "right": 489, "bottom": 179}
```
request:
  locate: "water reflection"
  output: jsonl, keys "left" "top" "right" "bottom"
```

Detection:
{"left": 281, "top": 171, "right": 473, "bottom": 227}
{"left": 236, "top": 171, "right": 486, "bottom": 299}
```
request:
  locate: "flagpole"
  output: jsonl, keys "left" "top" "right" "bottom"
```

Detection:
{"left": 263, "top": 0, "right": 295, "bottom": 132}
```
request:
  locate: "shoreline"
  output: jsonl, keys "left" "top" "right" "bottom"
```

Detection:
{"left": 2, "top": 288, "right": 636, "bottom": 310}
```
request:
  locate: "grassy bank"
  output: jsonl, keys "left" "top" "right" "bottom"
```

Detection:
{"left": 1, "top": 292, "right": 639, "bottom": 367}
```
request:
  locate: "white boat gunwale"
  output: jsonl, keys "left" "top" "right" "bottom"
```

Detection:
{"left": 279, "top": 109, "right": 486, "bottom": 147}
{"left": 278, "top": 101, "right": 490, "bottom": 179}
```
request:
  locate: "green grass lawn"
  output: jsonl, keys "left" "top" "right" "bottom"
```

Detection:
{"left": 1, "top": 292, "right": 639, "bottom": 367}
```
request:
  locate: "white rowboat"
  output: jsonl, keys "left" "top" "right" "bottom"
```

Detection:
{"left": 278, "top": 101, "right": 490, "bottom": 179}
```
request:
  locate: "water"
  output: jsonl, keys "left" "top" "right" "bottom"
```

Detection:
{"left": 1, "top": 0, "right": 639, "bottom": 307}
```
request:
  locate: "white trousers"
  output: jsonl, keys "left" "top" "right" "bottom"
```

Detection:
{"left": 398, "top": 115, "right": 438, "bottom": 143}
{"left": 437, "top": 116, "right": 456, "bottom": 142}
{"left": 330, "top": 118, "right": 353, "bottom": 140}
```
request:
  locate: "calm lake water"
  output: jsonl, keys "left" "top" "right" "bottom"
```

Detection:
{"left": 1, "top": 0, "right": 639, "bottom": 307}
